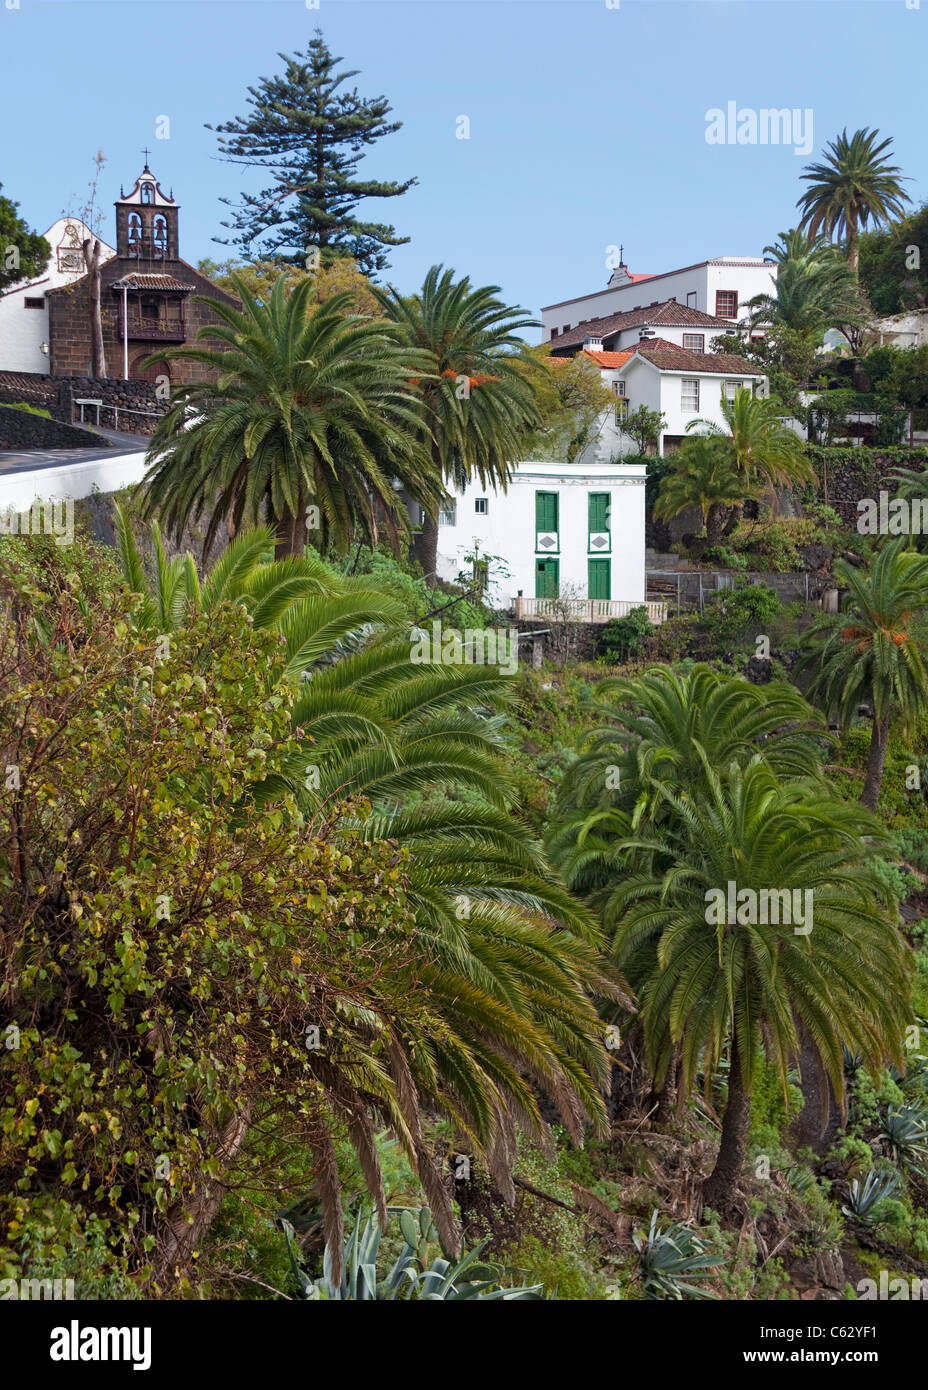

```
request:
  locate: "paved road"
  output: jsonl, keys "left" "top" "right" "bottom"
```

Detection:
{"left": 0, "top": 426, "right": 149, "bottom": 475}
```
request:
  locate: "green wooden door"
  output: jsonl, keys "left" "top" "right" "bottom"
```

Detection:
{"left": 535, "top": 558, "right": 559, "bottom": 599}
{"left": 588, "top": 558, "right": 611, "bottom": 601}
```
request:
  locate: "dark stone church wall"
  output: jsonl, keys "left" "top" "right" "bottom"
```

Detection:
{"left": 47, "top": 261, "right": 237, "bottom": 387}
{"left": 0, "top": 404, "right": 112, "bottom": 452}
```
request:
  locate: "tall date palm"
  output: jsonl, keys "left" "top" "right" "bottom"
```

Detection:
{"left": 797, "top": 127, "right": 910, "bottom": 277}
{"left": 373, "top": 265, "right": 541, "bottom": 584}
{"left": 142, "top": 274, "right": 441, "bottom": 558}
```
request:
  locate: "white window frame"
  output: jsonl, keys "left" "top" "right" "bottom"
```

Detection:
{"left": 439, "top": 500, "right": 457, "bottom": 527}
{"left": 683, "top": 334, "right": 705, "bottom": 351}
{"left": 681, "top": 378, "right": 700, "bottom": 412}
{"left": 474, "top": 497, "right": 488, "bottom": 515}
{"left": 723, "top": 380, "right": 743, "bottom": 402}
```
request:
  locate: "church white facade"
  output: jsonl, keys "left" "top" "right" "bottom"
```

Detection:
{"left": 0, "top": 218, "right": 116, "bottom": 375}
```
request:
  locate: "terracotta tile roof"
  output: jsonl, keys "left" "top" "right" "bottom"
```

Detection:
{"left": 549, "top": 298, "right": 733, "bottom": 352}
{"left": 632, "top": 336, "right": 762, "bottom": 375}
{"left": 110, "top": 273, "right": 195, "bottom": 293}
{"left": 579, "top": 348, "right": 635, "bottom": 368}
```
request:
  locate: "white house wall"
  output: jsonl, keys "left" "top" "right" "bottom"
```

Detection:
{"left": 434, "top": 462, "right": 647, "bottom": 605}
{"left": 542, "top": 258, "right": 777, "bottom": 340}
{"left": 0, "top": 218, "right": 115, "bottom": 375}
{"left": 611, "top": 324, "right": 729, "bottom": 352}
{"left": 579, "top": 358, "right": 764, "bottom": 462}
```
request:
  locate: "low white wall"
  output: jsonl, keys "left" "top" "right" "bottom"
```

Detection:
{"left": 0, "top": 448, "right": 149, "bottom": 511}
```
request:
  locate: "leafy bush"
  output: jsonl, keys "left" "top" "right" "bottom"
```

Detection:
{"left": 0, "top": 537, "right": 436, "bottom": 1294}
{"left": 599, "top": 606, "right": 654, "bottom": 663}
{"left": 701, "top": 581, "right": 781, "bottom": 644}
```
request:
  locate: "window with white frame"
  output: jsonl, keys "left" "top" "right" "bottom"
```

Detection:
{"left": 612, "top": 379, "right": 626, "bottom": 397}
{"left": 683, "top": 334, "right": 705, "bottom": 351}
{"left": 681, "top": 378, "right": 700, "bottom": 411}
{"left": 723, "top": 380, "right": 742, "bottom": 402}
{"left": 474, "top": 497, "right": 488, "bottom": 515}
{"left": 439, "top": 500, "right": 457, "bottom": 526}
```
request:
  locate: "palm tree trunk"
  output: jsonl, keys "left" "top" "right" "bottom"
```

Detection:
{"left": 703, "top": 1035, "right": 751, "bottom": 1213}
{"left": 722, "top": 502, "right": 744, "bottom": 538}
{"left": 419, "top": 512, "right": 440, "bottom": 587}
{"left": 705, "top": 504, "right": 726, "bottom": 546}
{"left": 846, "top": 218, "right": 859, "bottom": 279}
{"left": 860, "top": 707, "right": 890, "bottom": 812}
{"left": 274, "top": 503, "right": 304, "bottom": 559}
{"left": 793, "top": 1028, "right": 841, "bottom": 1155}
{"left": 654, "top": 1047, "right": 682, "bottom": 1126}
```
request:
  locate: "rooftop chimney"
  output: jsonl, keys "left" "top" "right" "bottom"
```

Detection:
{"left": 583, "top": 334, "right": 604, "bottom": 352}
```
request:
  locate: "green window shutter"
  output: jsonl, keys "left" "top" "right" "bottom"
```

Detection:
{"left": 588, "top": 493, "right": 609, "bottom": 533}
{"left": 536, "top": 491, "right": 558, "bottom": 533}
{"left": 588, "top": 559, "right": 611, "bottom": 601}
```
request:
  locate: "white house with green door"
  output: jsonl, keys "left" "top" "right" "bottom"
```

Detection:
{"left": 432, "top": 458, "right": 662, "bottom": 622}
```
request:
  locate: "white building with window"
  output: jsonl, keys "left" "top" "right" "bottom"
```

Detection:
{"left": 432, "top": 458, "right": 655, "bottom": 620}
{"left": 0, "top": 219, "right": 116, "bottom": 375}
{"left": 542, "top": 253, "right": 777, "bottom": 344}
{"left": 568, "top": 336, "right": 767, "bottom": 459}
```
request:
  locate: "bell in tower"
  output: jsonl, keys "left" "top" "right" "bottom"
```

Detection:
{"left": 114, "top": 155, "right": 180, "bottom": 263}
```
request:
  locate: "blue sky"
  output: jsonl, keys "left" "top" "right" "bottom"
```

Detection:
{"left": 1, "top": 0, "right": 923, "bottom": 334}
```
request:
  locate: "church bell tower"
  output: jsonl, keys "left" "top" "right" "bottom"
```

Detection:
{"left": 114, "top": 155, "right": 180, "bottom": 262}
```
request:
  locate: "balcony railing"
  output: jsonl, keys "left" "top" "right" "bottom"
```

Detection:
{"left": 119, "top": 312, "right": 186, "bottom": 342}
{"left": 513, "top": 596, "right": 667, "bottom": 625}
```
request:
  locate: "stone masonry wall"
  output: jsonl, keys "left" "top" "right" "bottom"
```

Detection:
{"left": 0, "top": 371, "right": 163, "bottom": 434}
{"left": 0, "top": 404, "right": 112, "bottom": 452}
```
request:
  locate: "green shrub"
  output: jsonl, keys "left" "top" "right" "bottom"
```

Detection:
{"left": 701, "top": 581, "right": 781, "bottom": 644}
{"left": 599, "top": 606, "right": 653, "bottom": 662}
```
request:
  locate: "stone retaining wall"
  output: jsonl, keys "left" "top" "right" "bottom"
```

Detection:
{"left": 0, "top": 371, "right": 163, "bottom": 434}
{"left": 0, "top": 404, "right": 111, "bottom": 452}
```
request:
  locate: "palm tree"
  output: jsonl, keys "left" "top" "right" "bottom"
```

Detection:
{"left": 373, "top": 265, "right": 541, "bottom": 584}
{"left": 886, "top": 466, "right": 928, "bottom": 554}
{"left": 800, "top": 539, "right": 928, "bottom": 810}
{"left": 605, "top": 759, "right": 911, "bottom": 1212}
{"left": 547, "top": 665, "right": 829, "bottom": 1129}
{"left": 141, "top": 273, "right": 441, "bottom": 559}
{"left": 747, "top": 229, "right": 869, "bottom": 338}
{"left": 114, "top": 510, "right": 623, "bottom": 1217}
{"left": 687, "top": 386, "right": 813, "bottom": 535}
{"left": 654, "top": 436, "right": 756, "bottom": 545}
{"left": 798, "top": 128, "right": 910, "bottom": 277}
{"left": 548, "top": 665, "right": 827, "bottom": 896}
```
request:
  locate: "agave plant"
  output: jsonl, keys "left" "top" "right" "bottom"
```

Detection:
{"left": 786, "top": 1165, "right": 817, "bottom": 1195}
{"left": 632, "top": 1210, "right": 721, "bottom": 1300}
{"left": 842, "top": 1166, "right": 902, "bottom": 1225}
{"left": 881, "top": 1102, "right": 928, "bottom": 1173}
{"left": 286, "top": 1206, "right": 544, "bottom": 1301}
